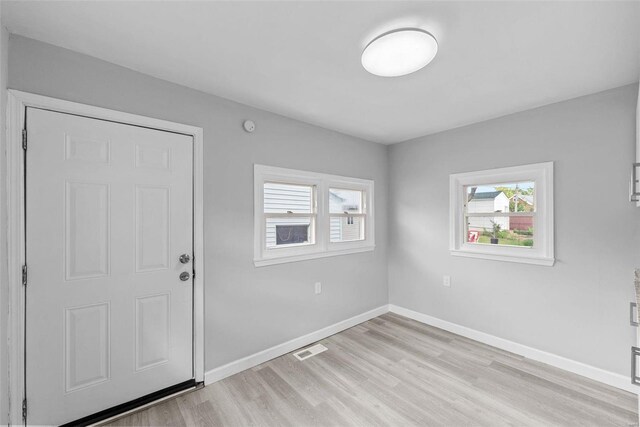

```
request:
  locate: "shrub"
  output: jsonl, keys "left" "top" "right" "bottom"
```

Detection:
{"left": 490, "top": 220, "right": 502, "bottom": 239}
{"left": 523, "top": 239, "right": 534, "bottom": 247}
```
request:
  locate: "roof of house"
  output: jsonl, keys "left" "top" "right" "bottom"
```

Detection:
{"left": 329, "top": 192, "right": 345, "bottom": 202}
{"left": 469, "top": 191, "right": 504, "bottom": 200}
{"left": 511, "top": 194, "right": 534, "bottom": 205}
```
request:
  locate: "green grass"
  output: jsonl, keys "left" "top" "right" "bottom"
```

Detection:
{"left": 477, "top": 233, "right": 533, "bottom": 247}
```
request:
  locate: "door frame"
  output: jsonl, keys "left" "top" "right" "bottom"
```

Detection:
{"left": 5, "top": 90, "right": 205, "bottom": 425}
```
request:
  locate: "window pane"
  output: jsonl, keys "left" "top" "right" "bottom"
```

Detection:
{"left": 266, "top": 217, "right": 312, "bottom": 248}
{"left": 329, "top": 189, "right": 363, "bottom": 214}
{"left": 466, "top": 182, "right": 535, "bottom": 213}
{"left": 466, "top": 216, "right": 534, "bottom": 247}
{"left": 330, "top": 216, "right": 364, "bottom": 242}
{"left": 264, "top": 182, "right": 313, "bottom": 214}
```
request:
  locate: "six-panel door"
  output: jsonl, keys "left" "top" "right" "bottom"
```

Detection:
{"left": 25, "top": 108, "right": 194, "bottom": 424}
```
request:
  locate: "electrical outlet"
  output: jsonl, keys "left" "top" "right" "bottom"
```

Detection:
{"left": 315, "top": 282, "right": 322, "bottom": 294}
{"left": 443, "top": 276, "right": 451, "bottom": 287}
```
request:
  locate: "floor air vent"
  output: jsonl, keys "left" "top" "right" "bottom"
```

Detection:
{"left": 293, "top": 344, "right": 327, "bottom": 361}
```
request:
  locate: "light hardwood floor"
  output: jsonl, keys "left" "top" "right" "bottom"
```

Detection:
{"left": 106, "top": 313, "right": 638, "bottom": 426}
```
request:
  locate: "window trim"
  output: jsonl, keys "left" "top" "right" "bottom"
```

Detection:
{"left": 449, "top": 162, "right": 554, "bottom": 266}
{"left": 254, "top": 165, "right": 375, "bottom": 267}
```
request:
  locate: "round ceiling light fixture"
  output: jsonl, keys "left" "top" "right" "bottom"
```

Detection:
{"left": 361, "top": 28, "right": 438, "bottom": 77}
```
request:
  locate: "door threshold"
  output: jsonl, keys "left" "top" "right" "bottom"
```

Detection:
{"left": 60, "top": 379, "right": 202, "bottom": 427}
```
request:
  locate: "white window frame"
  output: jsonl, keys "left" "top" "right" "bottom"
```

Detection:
{"left": 254, "top": 165, "right": 375, "bottom": 267}
{"left": 449, "top": 162, "right": 554, "bottom": 266}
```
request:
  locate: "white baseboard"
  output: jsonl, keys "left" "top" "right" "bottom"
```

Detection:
{"left": 205, "top": 303, "right": 636, "bottom": 396}
{"left": 389, "top": 304, "right": 638, "bottom": 395}
{"left": 204, "top": 305, "right": 389, "bottom": 385}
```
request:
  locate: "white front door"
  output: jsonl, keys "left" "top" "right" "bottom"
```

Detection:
{"left": 25, "top": 108, "right": 194, "bottom": 424}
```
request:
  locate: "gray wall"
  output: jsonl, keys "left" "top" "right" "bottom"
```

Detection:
{"left": 4, "top": 33, "right": 638, "bottom": 392}
{"left": 0, "top": 6, "right": 8, "bottom": 425}
{"left": 388, "top": 84, "right": 640, "bottom": 376}
{"left": 7, "top": 35, "right": 389, "bottom": 371}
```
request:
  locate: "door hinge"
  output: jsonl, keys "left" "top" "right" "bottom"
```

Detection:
{"left": 22, "top": 398, "right": 27, "bottom": 421}
{"left": 22, "top": 265, "right": 27, "bottom": 286}
{"left": 22, "top": 129, "right": 27, "bottom": 151}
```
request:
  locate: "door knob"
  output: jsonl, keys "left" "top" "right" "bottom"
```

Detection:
{"left": 179, "top": 254, "right": 191, "bottom": 264}
{"left": 179, "top": 271, "right": 191, "bottom": 281}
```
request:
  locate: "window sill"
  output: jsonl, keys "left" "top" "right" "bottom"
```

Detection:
{"left": 254, "top": 245, "right": 375, "bottom": 267}
{"left": 450, "top": 249, "right": 555, "bottom": 266}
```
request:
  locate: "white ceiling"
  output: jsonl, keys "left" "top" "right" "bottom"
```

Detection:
{"left": 3, "top": 1, "right": 640, "bottom": 144}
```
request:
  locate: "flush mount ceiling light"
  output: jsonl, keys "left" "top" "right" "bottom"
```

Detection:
{"left": 362, "top": 28, "right": 438, "bottom": 77}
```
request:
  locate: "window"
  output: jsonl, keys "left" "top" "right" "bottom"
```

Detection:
{"left": 329, "top": 188, "right": 365, "bottom": 243}
{"left": 465, "top": 182, "right": 535, "bottom": 247}
{"left": 254, "top": 165, "right": 375, "bottom": 266}
{"left": 264, "top": 182, "right": 315, "bottom": 248}
{"left": 450, "top": 162, "right": 554, "bottom": 266}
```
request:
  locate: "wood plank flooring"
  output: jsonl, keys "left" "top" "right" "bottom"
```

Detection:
{"left": 106, "top": 313, "right": 638, "bottom": 426}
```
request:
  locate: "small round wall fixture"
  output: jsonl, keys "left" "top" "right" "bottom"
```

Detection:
{"left": 243, "top": 120, "right": 256, "bottom": 133}
{"left": 361, "top": 28, "right": 438, "bottom": 77}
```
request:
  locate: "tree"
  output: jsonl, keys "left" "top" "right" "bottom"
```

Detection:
{"left": 495, "top": 186, "right": 533, "bottom": 212}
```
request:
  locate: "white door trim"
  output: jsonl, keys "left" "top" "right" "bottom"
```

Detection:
{"left": 5, "top": 90, "right": 205, "bottom": 425}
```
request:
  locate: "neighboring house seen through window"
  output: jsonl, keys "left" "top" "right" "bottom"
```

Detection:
{"left": 264, "top": 182, "right": 316, "bottom": 248}
{"left": 255, "top": 165, "right": 375, "bottom": 266}
{"left": 329, "top": 188, "right": 365, "bottom": 243}
{"left": 450, "top": 162, "right": 554, "bottom": 266}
